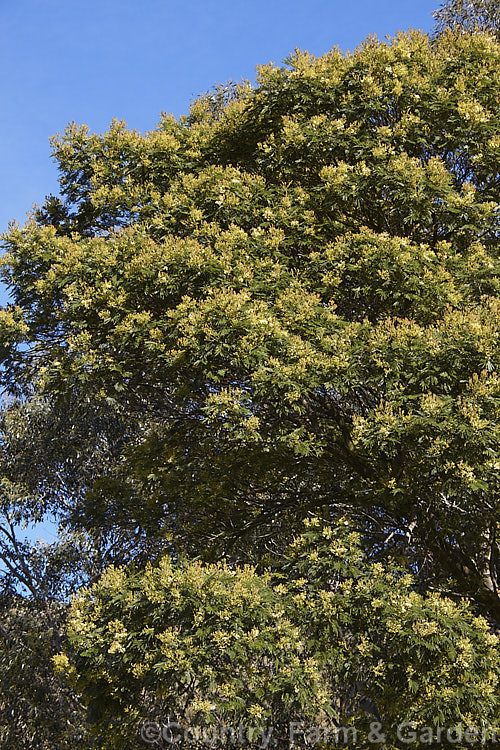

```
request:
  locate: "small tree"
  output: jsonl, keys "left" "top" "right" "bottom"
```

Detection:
{"left": 61, "top": 520, "right": 500, "bottom": 749}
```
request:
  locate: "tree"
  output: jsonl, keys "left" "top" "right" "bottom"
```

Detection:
{"left": 433, "top": 0, "right": 500, "bottom": 38}
{"left": 0, "top": 395, "right": 167, "bottom": 748}
{"left": 0, "top": 592, "right": 92, "bottom": 749}
{"left": 1, "top": 28, "right": 500, "bottom": 739}
{"left": 60, "top": 520, "right": 500, "bottom": 749}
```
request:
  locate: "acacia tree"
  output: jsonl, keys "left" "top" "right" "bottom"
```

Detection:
{"left": 61, "top": 520, "right": 500, "bottom": 750}
{"left": 1, "top": 27, "right": 500, "bottom": 741}
{"left": 2, "top": 30, "right": 500, "bottom": 611}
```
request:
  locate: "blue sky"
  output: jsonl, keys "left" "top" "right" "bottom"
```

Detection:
{"left": 1, "top": 0, "right": 437, "bottom": 239}
{"left": 1, "top": 0, "right": 437, "bottom": 543}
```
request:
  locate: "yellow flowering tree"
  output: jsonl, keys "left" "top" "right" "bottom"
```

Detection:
{"left": 1, "top": 26, "right": 500, "bottom": 746}
{"left": 62, "top": 520, "right": 500, "bottom": 749}
{"left": 3, "top": 29, "right": 500, "bottom": 621}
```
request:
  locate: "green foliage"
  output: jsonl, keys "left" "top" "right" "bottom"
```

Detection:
{"left": 4, "top": 29, "right": 499, "bottom": 615}
{"left": 0, "top": 395, "right": 167, "bottom": 748}
{"left": 1, "top": 28, "right": 500, "bottom": 741}
{"left": 63, "top": 520, "right": 500, "bottom": 749}
{"left": 0, "top": 589, "right": 93, "bottom": 749}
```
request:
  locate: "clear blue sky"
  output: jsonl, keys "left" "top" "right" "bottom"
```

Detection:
{"left": 1, "top": 0, "right": 437, "bottom": 543}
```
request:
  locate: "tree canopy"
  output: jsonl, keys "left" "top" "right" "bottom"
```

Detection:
{"left": 1, "top": 25, "right": 500, "bottom": 748}
{"left": 433, "top": 0, "right": 500, "bottom": 38}
{"left": 63, "top": 520, "right": 499, "bottom": 749}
